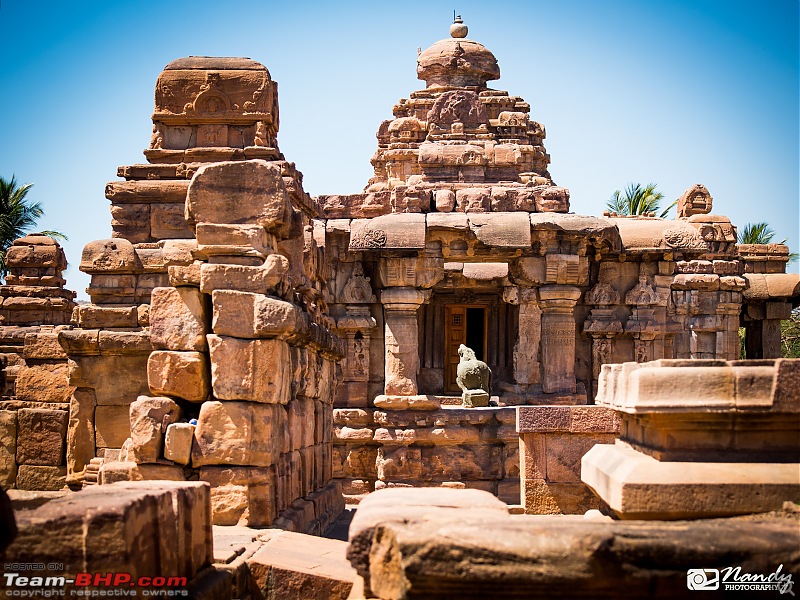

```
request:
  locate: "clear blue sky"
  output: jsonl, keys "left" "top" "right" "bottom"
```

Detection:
{"left": 1, "top": 0, "right": 797, "bottom": 299}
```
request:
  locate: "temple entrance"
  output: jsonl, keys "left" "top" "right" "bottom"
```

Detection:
{"left": 444, "top": 305, "right": 487, "bottom": 393}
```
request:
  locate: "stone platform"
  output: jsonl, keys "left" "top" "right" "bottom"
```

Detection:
{"left": 583, "top": 358, "right": 800, "bottom": 519}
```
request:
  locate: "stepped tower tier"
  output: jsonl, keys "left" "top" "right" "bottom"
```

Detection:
{"left": 363, "top": 18, "right": 554, "bottom": 200}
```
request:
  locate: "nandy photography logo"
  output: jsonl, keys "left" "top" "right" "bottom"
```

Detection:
{"left": 687, "top": 564, "right": 795, "bottom": 595}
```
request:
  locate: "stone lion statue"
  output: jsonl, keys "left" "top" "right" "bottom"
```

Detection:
{"left": 456, "top": 344, "right": 492, "bottom": 408}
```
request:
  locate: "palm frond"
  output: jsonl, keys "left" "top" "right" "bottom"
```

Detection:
{"left": 37, "top": 230, "right": 69, "bottom": 241}
{"left": 607, "top": 182, "right": 666, "bottom": 216}
{"left": 738, "top": 222, "right": 775, "bottom": 244}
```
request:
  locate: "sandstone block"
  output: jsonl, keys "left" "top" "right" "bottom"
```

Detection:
{"left": 151, "top": 203, "right": 192, "bottom": 239}
{"left": 199, "top": 465, "right": 275, "bottom": 526}
{"left": 5, "top": 242, "right": 63, "bottom": 268}
{"left": 6, "top": 481, "right": 210, "bottom": 579}
{"left": 150, "top": 287, "right": 209, "bottom": 351}
{"left": 192, "top": 401, "right": 287, "bottom": 467}
{"left": 211, "top": 290, "right": 306, "bottom": 340}
{"left": 103, "top": 480, "right": 213, "bottom": 578}
{"left": 147, "top": 350, "right": 210, "bottom": 402}
{"left": 582, "top": 443, "right": 800, "bottom": 519}
{"left": 164, "top": 422, "right": 195, "bottom": 466}
{"left": 14, "top": 363, "right": 72, "bottom": 403}
{"left": 0, "top": 410, "right": 17, "bottom": 488}
{"left": 348, "top": 492, "right": 800, "bottom": 599}
{"left": 333, "top": 408, "right": 373, "bottom": 427}
{"left": 74, "top": 304, "right": 139, "bottom": 328}
{"left": 523, "top": 479, "right": 601, "bottom": 515}
{"left": 129, "top": 396, "right": 181, "bottom": 463}
{"left": 341, "top": 446, "right": 379, "bottom": 479}
{"left": 434, "top": 189, "right": 456, "bottom": 212}
{"left": 199, "top": 255, "right": 289, "bottom": 294}
{"left": 286, "top": 397, "right": 315, "bottom": 450}
{"left": 168, "top": 263, "right": 202, "bottom": 287}
{"left": 347, "top": 487, "right": 508, "bottom": 594}
{"left": 196, "top": 222, "right": 274, "bottom": 249}
{"left": 99, "top": 461, "right": 185, "bottom": 484}
{"left": 94, "top": 404, "right": 131, "bottom": 448}
{"left": 334, "top": 426, "right": 375, "bottom": 442}
{"left": 299, "top": 446, "right": 314, "bottom": 496}
{"left": 16, "top": 465, "right": 67, "bottom": 490}
{"left": 69, "top": 354, "right": 150, "bottom": 406}
{"left": 23, "top": 332, "right": 68, "bottom": 359}
{"left": 546, "top": 433, "right": 617, "bottom": 483}
{"left": 16, "top": 408, "right": 68, "bottom": 466}
{"left": 186, "top": 160, "right": 289, "bottom": 232}
{"left": 207, "top": 335, "right": 290, "bottom": 404}
{"left": 248, "top": 531, "right": 359, "bottom": 600}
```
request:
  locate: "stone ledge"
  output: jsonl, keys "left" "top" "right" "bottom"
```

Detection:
{"left": 581, "top": 442, "right": 800, "bottom": 519}
{"left": 517, "top": 405, "right": 620, "bottom": 434}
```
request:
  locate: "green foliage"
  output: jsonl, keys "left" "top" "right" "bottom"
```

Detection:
{"left": 0, "top": 175, "right": 66, "bottom": 279}
{"left": 782, "top": 308, "right": 800, "bottom": 358}
{"left": 607, "top": 182, "right": 676, "bottom": 218}
{"left": 738, "top": 222, "right": 778, "bottom": 244}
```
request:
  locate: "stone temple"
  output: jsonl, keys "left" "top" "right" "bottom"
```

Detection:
{"left": 1, "top": 19, "right": 799, "bottom": 599}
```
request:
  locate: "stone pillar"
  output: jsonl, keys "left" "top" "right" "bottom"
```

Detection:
{"left": 503, "top": 287, "right": 540, "bottom": 387}
{"left": 381, "top": 287, "right": 429, "bottom": 396}
{"left": 538, "top": 285, "right": 581, "bottom": 394}
{"left": 745, "top": 301, "right": 792, "bottom": 359}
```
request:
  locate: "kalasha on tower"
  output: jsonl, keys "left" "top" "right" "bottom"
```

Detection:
{"left": 321, "top": 16, "right": 570, "bottom": 217}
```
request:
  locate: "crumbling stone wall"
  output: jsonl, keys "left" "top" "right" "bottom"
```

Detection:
{"left": 0, "top": 236, "right": 75, "bottom": 490}
{"left": 5, "top": 57, "right": 347, "bottom": 532}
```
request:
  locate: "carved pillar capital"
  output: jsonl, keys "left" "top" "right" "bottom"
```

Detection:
{"left": 380, "top": 287, "right": 430, "bottom": 308}
{"left": 539, "top": 285, "right": 581, "bottom": 308}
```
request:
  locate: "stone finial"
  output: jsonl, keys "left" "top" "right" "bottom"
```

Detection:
{"left": 450, "top": 15, "right": 468, "bottom": 38}
{"left": 677, "top": 184, "right": 713, "bottom": 218}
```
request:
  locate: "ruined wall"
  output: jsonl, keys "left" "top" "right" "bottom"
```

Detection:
{"left": 0, "top": 236, "right": 75, "bottom": 491}
{"left": 16, "top": 58, "right": 346, "bottom": 531}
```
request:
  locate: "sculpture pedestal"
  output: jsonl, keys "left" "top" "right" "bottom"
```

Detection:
{"left": 461, "top": 389, "right": 490, "bottom": 408}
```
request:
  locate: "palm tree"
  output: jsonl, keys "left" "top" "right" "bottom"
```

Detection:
{"left": 0, "top": 175, "right": 67, "bottom": 279}
{"left": 606, "top": 182, "right": 676, "bottom": 218}
{"left": 738, "top": 222, "right": 780, "bottom": 244}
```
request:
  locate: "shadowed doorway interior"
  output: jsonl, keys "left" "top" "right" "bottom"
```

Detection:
{"left": 444, "top": 305, "right": 487, "bottom": 393}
